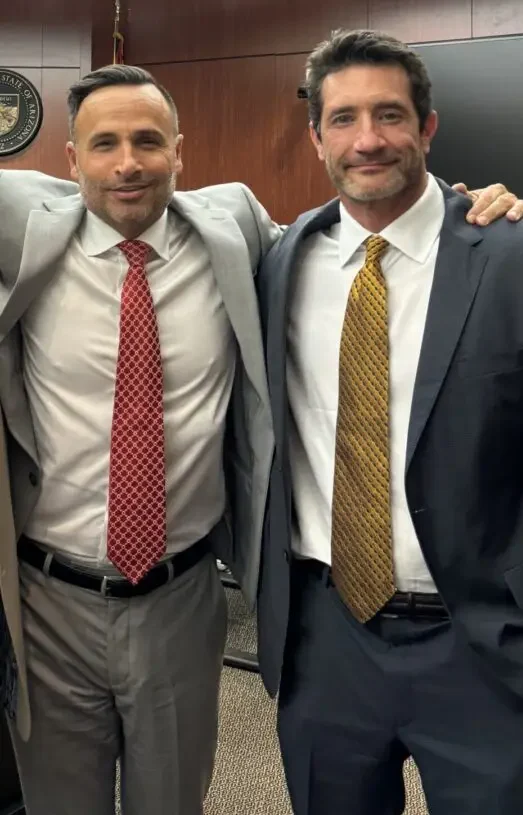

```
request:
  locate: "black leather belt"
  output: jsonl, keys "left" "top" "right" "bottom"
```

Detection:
{"left": 18, "top": 534, "right": 210, "bottom": 598}
{"left": 292, "top": 559, "right": 448, "bottom": 620}
{"left": 379, "top": 591, "right": 449, "bottom": 620}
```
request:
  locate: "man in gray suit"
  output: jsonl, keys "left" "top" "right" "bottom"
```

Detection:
{"left": 0, "top": 64, "right": 279, "bottom": 815}
{"left": 257, "top": 29, "right": 523, "bottom": 815}
{"left": 0, "top": 60, "right": 518, "bottom": 815}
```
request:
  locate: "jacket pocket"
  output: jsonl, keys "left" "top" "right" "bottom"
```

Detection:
{"left": 452, "top": 352, "right": 523, "bottom": 380}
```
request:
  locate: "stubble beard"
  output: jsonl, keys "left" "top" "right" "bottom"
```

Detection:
{"left": 326, "top": 150, "right": 424, "bottom": 204}
{"left": 78, "top": 173, "right": 177, "bottom": 234}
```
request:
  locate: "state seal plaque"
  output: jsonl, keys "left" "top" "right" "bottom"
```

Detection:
{"left": 0, "top": 69, "right": 43, "bottom": 157}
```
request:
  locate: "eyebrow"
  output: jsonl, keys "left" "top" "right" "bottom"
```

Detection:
{"left": 133, "top": 129, "right": 165, "bottom": 139}
{"left": 88, "top": 128, "right": 165, "bottom": 143}
{"left": 328, "top": 101, "right": 409, "bottom": 118}
{"left": 373, "top": 101, "right": 409, "bottom": 113}
{"left": 88, "top": 131, "right": 116, "bottom": 142}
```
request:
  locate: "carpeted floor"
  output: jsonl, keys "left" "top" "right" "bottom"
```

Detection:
{"left": 205, "top": 667, "right": 291, "bottom": 814}
{"left": 117, "top": 585, "right": 428, "bottom": 814}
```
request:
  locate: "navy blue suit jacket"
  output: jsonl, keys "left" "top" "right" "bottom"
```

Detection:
{"left": 257, "top": 180, "right": 523, "bottom": 699}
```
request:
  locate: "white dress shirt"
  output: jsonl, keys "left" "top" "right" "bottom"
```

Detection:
{"left": 22, "top": 208, "right": 235, "bottom": 571}
{"left": 288, "top": 173, "right": 445, "bottom": 592}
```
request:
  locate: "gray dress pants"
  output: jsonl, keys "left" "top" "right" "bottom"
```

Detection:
{"left": 10, "top": 552, "right": 227, "bottom": 815}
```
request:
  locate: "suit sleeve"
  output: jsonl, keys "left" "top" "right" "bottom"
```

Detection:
{"left": 238, "top": 184, "right": 283, "bottom": 266}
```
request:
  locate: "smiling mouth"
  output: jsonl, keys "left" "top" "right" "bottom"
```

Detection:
{"left": 351, "top": 162, "right": 395, "bottom": 171}
{"left": 111, "top": 186, "right": 150, "bottom": 200}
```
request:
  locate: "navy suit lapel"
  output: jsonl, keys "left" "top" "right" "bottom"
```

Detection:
{"left": 265, "top": 199, "right": 339, "bottom": 470}
{"left": 406, "top": 184, "right": 488, "bottom": 468}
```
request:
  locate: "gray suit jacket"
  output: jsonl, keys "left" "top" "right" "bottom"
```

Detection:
{"left": 257, "top": 180, "right": 523, "bottom": 702}
{"left": 0, "top": 169, "right": 281, "bottom": 738}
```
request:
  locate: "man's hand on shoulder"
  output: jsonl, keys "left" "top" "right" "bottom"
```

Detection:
{"left": 452, "top": 182, "right": 523, "bottom": 225}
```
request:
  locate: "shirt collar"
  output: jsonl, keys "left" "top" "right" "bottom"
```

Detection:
{"left": 80, "top": 207, "right": 171, "bottom": 261}
{"left": 338, "top": 173, "right": 445, "bottom": 267}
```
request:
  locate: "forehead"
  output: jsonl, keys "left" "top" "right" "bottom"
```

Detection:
{"left": 75, "top": 84, "right": 174, "bottom": 136}
{"left": 321, "top": 63, "right": 413, "bottom": 111}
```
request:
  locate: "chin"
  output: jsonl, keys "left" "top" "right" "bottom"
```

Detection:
{"left": 349, "top": 174, "right": 408, "bottom": 202}
{"left": 112, "top": 206, "right": 148, "bottom": 224}
{"left": 345, "top": 185, "right": 391, "bottom": 202}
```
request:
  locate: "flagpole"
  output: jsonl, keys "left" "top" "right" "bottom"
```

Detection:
{"left": 113, "top": 0, "right": 125, "bottom": 64}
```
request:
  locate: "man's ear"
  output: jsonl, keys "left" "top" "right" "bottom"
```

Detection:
{"left": 309, "top": 121, "right": 325, "bottom": 163}
{"left": 173, "top": 133, "right": 184, "bottom": 175}
{"left": 421, "top": 110, "right": 438, "bottom": 156}
{"left": 65, "top": 141, "right": 79, "bottom": 182}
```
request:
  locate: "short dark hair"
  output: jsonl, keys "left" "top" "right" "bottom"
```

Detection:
{"left": 67, "top": 64, "right": 179, "bottom": 137}
{"left": 305, "top": 29, "right": 432, "bottom": 136}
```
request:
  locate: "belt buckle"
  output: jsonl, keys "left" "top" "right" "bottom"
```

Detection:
{"left": 99, "top": 559, "right": 175, "bottom": 598}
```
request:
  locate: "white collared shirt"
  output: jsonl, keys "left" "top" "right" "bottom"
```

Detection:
{"left": 22, "top": 207, "right": 235, "bottom": 570}
{"left": 288, "top": 173, "right": 445, "bottom": 592}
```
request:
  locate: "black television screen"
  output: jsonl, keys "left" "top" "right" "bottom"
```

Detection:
{"left": 415, "top": 36, "right": 523, "bottom": 197}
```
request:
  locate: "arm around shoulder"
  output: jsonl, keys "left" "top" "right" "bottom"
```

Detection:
{"left": 0, "top": 168, "right": 78, "bottom": 199}
{"left": 238, "top": 184, "right": 283, "bottom": 262}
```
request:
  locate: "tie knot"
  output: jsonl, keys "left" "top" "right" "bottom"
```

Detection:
{"left": 118, "top": 239, "right": 150, "bottom": 267}
{"left": 365, "top": 235, "right": 389, "bottom": 264}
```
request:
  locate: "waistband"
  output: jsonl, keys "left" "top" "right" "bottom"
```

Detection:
{"left": 291, "top": 556, "right": 448, "bottom": 620}
{"left": 18, "top": 534, "right": 210, "bottom": 598}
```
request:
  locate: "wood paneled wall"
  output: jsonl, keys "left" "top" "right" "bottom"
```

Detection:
{"left": 118, "top": 0, "right": 523, "bottom": 223}
{"left": 0, "top": 1, "right": 92, "bottom": 177}
{"left": 1, "top": 1, "right": 522, "bottom": 213}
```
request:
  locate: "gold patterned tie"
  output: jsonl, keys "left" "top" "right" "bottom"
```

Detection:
{"left": 331, "top": 234, "right": 395, "bottom": 623}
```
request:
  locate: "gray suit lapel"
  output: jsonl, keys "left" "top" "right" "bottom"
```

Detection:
{"left": 169, "top": 193, "right": 270, "bottom": 409}
{"left": 406, "top": 188, "right": 487, "bottom": 468}
{"left": 0, "top": 195, "right": 84, "bottom": 342}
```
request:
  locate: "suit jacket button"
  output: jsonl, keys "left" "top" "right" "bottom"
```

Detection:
{"left": 29, "top": 472, "right": 38, "bottom": 487}
{"left": 284, "top": 550, "right": 290, "bottom": 562}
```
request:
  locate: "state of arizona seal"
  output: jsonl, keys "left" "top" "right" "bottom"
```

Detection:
{"left": 0, "top": 69, "right": 43, "bottom": 157}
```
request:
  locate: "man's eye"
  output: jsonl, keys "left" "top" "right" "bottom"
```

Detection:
{"left": 332, "top": 115, "right": 353, "bottom": 125}
{"left": 380, "top": 111, "right": 402, "bottom": 122}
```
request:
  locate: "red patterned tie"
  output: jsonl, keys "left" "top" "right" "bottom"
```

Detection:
{"left": 107, "top": 239, "right": 167, "bottom": 583}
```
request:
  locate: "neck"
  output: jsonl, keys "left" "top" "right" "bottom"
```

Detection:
{"left": 340, "top": 173, "right": 428, "bottom": 233}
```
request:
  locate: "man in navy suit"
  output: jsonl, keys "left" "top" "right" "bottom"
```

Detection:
{"left": 257, "top": 28, "right": 523, "bottom": 815}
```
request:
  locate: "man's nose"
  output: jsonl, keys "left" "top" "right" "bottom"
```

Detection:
{"left": 353, "top": 119, "right": 387, "bottom": 154}
{"left": 115, "top": 145, "right": 141, "bottom": 176}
